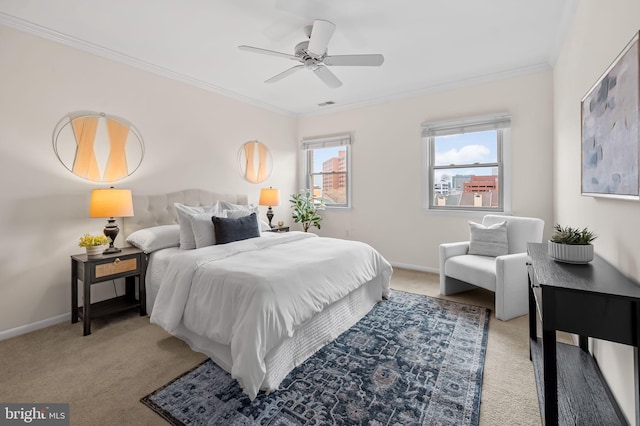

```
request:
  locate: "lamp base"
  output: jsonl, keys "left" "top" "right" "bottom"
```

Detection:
{"left": 102, "top": 246, "right": 122, "bottom": 254}
{"left": 103, "top": 218, "right": 121, "bottom": 253}
{"left": 266, "top": 207, "right": 274, "bottom": 228}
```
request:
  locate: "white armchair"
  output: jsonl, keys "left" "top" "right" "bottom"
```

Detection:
{"left": 439, "top": 215, "right": 544, "bottom": 320}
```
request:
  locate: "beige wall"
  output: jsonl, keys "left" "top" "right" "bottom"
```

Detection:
{"left": 553, "top": 0, "right": 640, "bottom": 422}
{"left": 298, "top": 71, "right": 555, "bottom": 270}
{"left": 0, "top": 26, "right": 298, "bottom": 335}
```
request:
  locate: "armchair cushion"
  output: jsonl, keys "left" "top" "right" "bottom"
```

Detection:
{"left": 468, "top": 220, "right": 508, "bottom": 257}
{"left": 445, "top": 255, "right": 497, "bottom": 291}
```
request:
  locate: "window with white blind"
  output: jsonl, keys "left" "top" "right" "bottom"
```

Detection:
{"left": 302, "top": 134, "right": 351, "bottom": 208}
{"left": 422, "top": 114, "right": 511, "bottom": 212}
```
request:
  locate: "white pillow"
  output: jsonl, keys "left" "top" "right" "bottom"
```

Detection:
{"left": 468, "top": 221, "right": 508, "bottom": 257}
{"left": 219, "top": 201, "right": 271, "bottom": 232}
{"left": 189, "top": 210, "right": 228, "bottom": 248}
{"left": 125, "top": 225, "right": 180, "bottom": 253}
{"left": 218, "top": 200, "right": 257, "bottom": 213}
{"left": 224, "top": 207, "right": 257, "bottom": 218}
{"left": 174, "top": 202, "right": 221, "bottom": 249}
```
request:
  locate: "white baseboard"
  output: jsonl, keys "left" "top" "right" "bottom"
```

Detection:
{"left": 0, "top": 312, "right": 69, "bottom": 341}
{"left": 390, "top": 262, "right": 439, "bottom": 274}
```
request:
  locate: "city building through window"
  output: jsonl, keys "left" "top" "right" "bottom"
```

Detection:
{"left": 422, "top": 114, "right": 511, "bottom": 212}
{"left": 302, "top": 134, "right": 351, "bottom": 208}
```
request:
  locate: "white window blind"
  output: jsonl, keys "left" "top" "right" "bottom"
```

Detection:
{"left": 302, "top": 134, "right": 351, "bottom": 150}
{"left": 422, "top": 114, "right": 511, "bottom": 137}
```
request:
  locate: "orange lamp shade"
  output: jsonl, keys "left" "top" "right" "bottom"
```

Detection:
{"left": 89, "top": 188, "right": 134, "bottom": 218}
{"left": 259, "top": 188, "right": 280, "bottom": 206}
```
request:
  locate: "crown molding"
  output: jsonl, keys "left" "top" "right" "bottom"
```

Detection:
{"left": 0, "top": 13, "right": 295, "bottom": 117}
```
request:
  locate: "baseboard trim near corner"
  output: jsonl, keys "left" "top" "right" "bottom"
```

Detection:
{"left": 0, "top": 312, "right": 69, "bottom": 341}
{"left": 390, "top": 262, "right": 439, "bottom": 274}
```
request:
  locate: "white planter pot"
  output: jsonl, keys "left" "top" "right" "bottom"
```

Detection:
{"left": 548, "top": 241, "right": 594, "bottom": 264}
{"left": 85, "top": 245, "right": 106, "bottom": 256}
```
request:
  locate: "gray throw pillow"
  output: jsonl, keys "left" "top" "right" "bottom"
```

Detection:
{"left": 468, "top": 221, "right": 508, "bottom": 257}
{"left": 212, "top": 213, "right": 260, "bottom": 244}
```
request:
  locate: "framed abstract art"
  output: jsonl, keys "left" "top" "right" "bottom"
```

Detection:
{"left": 581, "top": 31, "right": 639, "bottom": 199}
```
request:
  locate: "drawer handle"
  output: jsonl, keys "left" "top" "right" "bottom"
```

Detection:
{"left": 114, "top": 258, "right": 121, "bottom": 265}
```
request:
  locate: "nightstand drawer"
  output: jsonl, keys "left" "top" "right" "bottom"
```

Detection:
{"left": 84, "top": 253, "right": 142, "bottom": 283}
{"left": 95, "top": 257, "right": 137, "bottom": 278}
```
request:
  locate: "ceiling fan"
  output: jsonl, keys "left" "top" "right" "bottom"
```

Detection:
{"left": 238, "top": 19, "right": 384, "bottom": 88}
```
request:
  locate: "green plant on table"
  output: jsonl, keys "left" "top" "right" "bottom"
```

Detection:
{"left": 290, "top": 189, "right": 326, "bottom": 232}
{"left": 550, "top": 224, "right": 597, "bottom": 245}
{"left": 78, "top": 233, "right": 110, "bottom": 247}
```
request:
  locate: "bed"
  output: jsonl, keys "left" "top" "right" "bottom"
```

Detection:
{"left": 123, "top": 189, "right": 393, "bottom": 400}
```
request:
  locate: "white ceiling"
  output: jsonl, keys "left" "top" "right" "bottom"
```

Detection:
{"left": 0, "top": 0, "right": 579, "bottom": 116}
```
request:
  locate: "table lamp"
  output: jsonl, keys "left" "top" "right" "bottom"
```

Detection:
{"left": 259, "top": 187, "right": 280, "bottom": 228}
{"left": 89, "top": 188, "right": 134, "bottom": 253}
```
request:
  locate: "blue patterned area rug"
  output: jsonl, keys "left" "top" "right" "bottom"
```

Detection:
{"left": 141, "top": 290, "right": 490, "bottom": 425}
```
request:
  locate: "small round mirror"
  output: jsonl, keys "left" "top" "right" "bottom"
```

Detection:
{"left": 53, "top": 111, "right": 144, "bottom": 182}
{"left": 238, "top": 140, "right": 272, "bottom": 183}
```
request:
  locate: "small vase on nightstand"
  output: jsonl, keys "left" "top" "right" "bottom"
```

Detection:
{"left": 85, "top": 246, "right": 105, "bottom": 256}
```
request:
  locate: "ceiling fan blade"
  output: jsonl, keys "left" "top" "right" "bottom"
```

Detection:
{"left": 314, "top": 66, "right": 342, "bottom": 88}
{"left": 324, "top": 54, "right": 385, "bottom": 67}
{"left": 238, "top": 45, "right": 299, "bottom": 61}
{"left": 265, "top": 65, "right": 305, "bottom": 83}
{"left": 307, "top": 19, "right": 336, "bottom": 57}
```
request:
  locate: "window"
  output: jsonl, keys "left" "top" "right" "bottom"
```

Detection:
{"left": 422, "top": 114, "right": 511, "bottom": 212}
{"left": 302, "top": 134, "right": 351, "bottom": 208}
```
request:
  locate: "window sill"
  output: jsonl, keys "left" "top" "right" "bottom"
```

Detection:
{"left": 422, "top": 208, "right": 512, "bottom": 218}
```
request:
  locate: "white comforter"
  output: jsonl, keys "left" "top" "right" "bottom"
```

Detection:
{"left": 150, "top": 231, "right": 392, "bottom": 399}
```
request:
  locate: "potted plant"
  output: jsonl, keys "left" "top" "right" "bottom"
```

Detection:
{"left": 79, "top": 233, "right": 110, "bottom": 256}
{"left": 290, "top": 189, "right": 326, "bottom": 232}
{"left": 548, "top": 224, "right": 597, "bottom": 264}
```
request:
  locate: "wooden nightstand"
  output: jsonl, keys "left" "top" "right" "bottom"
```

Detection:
{"left": 266, "top": 226, "right": 289, "bottom": 233}
{"left": 71, "top": 247, "right": 146, "bottom": 336}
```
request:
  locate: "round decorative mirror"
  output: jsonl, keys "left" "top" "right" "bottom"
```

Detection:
{"left": 53, "top": 111, "right": 144, "bottom": 183}
{"left": 238, "top": 140, "right": 272, "bottom": 183}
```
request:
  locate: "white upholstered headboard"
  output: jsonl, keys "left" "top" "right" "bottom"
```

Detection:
{"left": 123, "top": 189, "right": 248, "bottom": 237}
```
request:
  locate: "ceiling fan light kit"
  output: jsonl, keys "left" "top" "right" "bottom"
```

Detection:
{"left": 239, "top": 19, "right": 384, "bottom": 88}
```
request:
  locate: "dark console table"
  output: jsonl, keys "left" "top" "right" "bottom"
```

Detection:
{"left": 527, "top": 242, "right": 640, "bottom": 425}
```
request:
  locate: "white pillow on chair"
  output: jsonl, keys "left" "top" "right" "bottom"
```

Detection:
{"left": 468, "top": 220, "right": 508, "bottom": 257}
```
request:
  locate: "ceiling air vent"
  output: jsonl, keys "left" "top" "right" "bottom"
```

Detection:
{"left": 318, "top": 101, "right": 335, "bottom": 107}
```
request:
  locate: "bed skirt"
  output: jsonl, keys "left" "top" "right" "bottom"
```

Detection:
{"left": 151, "top": 275, "right": 386, "bottom": 394}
